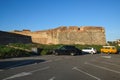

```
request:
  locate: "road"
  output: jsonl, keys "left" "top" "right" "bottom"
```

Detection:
{"left": 1, "top": 54, "right": 120, "bottom": 80}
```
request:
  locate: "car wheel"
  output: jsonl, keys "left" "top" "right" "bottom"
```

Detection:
{"left": 70, "top": 53, "right": 75, "bottom": 56}
{"left": 82, "top": 51, "right": 84, "bottom": 54}
{"left": 55, "top": 52, "right": 59, "bottom": 55}
{"left": 108, "top": 52, "right": 110, "bottom": 54}
{"left": 119, "top": 52, "right": 120, "bottom": 54}
{"left": 91, "top": 51, "right": 94, "bottom": 54}
{"left": 101, "top": 51, "right": 103, "bottom": 54}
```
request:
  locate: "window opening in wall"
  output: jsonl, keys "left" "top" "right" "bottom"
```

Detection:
{"left": 78, "top": 28, "right": 80, "bottom": 30}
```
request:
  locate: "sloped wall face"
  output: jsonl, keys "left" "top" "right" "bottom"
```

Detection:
{"left": 58, "top": 31, "right": 106, "bottom": 45}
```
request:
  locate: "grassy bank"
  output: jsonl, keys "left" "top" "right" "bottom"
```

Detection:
{"left": 0, "top": 45, "right": 32, "bottom": 59}
{"left": 0, "top": 43, "right": 120, "bottom": 59}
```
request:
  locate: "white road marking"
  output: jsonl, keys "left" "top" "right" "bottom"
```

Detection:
{"left": 0, "top": 69, "right": 3, "bottom": 71}
{"left": 49, "top": 76, "right": 56, "bottom": 80}
{"left": 90, "top": 58, "right": 120, "bottom": 67}
{"left": 3, "top": 61, "right": 30, "bottom": 70}
{"left": 72, "top": 67, "right": 101, "bottom": 80}
{"left": 100, "top": 61, "right": 120, "bottom": 67}
{"left": 85, "top": 62, "right": 120, "bottom": 74}
{"left": 29, "top": 66, "right": 50, "bottom": 73}
{"left": 10, "top": 60, "right": 52, "bottom": 70}
{"left": 2, "top": 72, "right": 32, "bottom": 80}
{"left": 40, "top": 60, "right": 53, "bottom": 64}
{"left": 101, "top": 56, "right": 111, "bottom": 58}
{"left": 7, "top": 60, "right": 39, "bottom": 70}
{"left": 2, "top": 66, "right": 50, "bottom": 80}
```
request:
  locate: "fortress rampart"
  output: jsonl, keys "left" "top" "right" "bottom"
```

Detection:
{"left": 11, "top": 26, "right": 106, "bottom": 45}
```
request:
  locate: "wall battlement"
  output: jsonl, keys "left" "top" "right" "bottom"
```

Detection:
{"left": 11, "top": 26, "right": 106, "bottom": 45}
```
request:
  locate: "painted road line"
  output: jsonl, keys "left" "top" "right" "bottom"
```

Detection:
{"left": 2, "top": 72, "right": 32, "bottom": 80}
{"left": 42, "top": 60, "right": 53, "bottom": 64}
{"left": 101, "top": 56, "right": 111, "bottom": 59}
{"left": 10, "top": 62, "right": 38, "bottom": 70}
{"left": 49, "top": 76, "right": 56, "bottom": 80}
{"left": 7, "top": 60, "right": 37, "bottom": 69}
{"left": 10, "top": 60, "right": 52, "bottom": 70}
{"left": 72, "top": 67, "right": 101, "bottom": 80}
{"left": 90, "top": 58, "right": 120, "bottom": 67}
{"left": 100, "top": 61, "right": 120, "bottom": 67}
{"left": 85, "top": 62, "right": 120, "bottom": 74}
{"left": 2, "top": 66, "right": 50, "bottom": 80}
{"left": 0, "top": 69, "right": 3, "bottom": 71}
{"left": 29, "top": 66, "right": 50, "bottom": 73}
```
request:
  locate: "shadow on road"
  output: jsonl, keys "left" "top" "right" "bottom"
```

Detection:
{"left": 0, "top": 59, "right": 45, "bottom": 70}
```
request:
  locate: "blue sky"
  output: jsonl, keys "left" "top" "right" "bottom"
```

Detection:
{"left": 0, "top": 0, "right": 120, "bottom": 41}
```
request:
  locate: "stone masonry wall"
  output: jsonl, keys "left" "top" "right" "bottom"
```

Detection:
{"left": 0, "top": 31, "right": 32, "bottom": 45}
{"left": 12, "top": 26, "right": 106, "bottom": 45}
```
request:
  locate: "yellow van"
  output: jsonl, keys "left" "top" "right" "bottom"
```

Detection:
{"left": 101, "top": 46, "right": 117, "bottom": 54}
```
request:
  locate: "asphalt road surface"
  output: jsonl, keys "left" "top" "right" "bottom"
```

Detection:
{"left": 1, "top": 54, "right": 120, "bottom": 80}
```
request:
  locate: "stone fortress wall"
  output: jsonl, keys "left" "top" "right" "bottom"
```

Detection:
{"left": 12, "top": 26, "right": 106, "bottom": 45}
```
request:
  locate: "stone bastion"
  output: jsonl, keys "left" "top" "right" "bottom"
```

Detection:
{"left": 11, "top": 26, "right": 106, "bottom": 45}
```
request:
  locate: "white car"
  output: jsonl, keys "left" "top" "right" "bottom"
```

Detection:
{"left": 82, "top": 47, "right": 97, "bottom": 54}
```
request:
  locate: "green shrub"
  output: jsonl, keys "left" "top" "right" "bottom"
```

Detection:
{"left": 8, "top": 43, "right": 32, "bottom": 49}
{"left": 0, "top": 45, "right": 32, "bottom": 59}
{"left": 40, "top": 50, "right": 47, "bottom": 55}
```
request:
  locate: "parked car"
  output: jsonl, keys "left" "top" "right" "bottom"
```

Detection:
{"left": 117, "top": 48, "right": 120, "bottom": 54}
{"left": 101, "top": 46, "right": 117, "bottom": 54}
{"left": 82, "top": 47, "right": 97, "bottom": 54}
{"left": 52, "top": 45, "right": 81, "bottom": 56}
